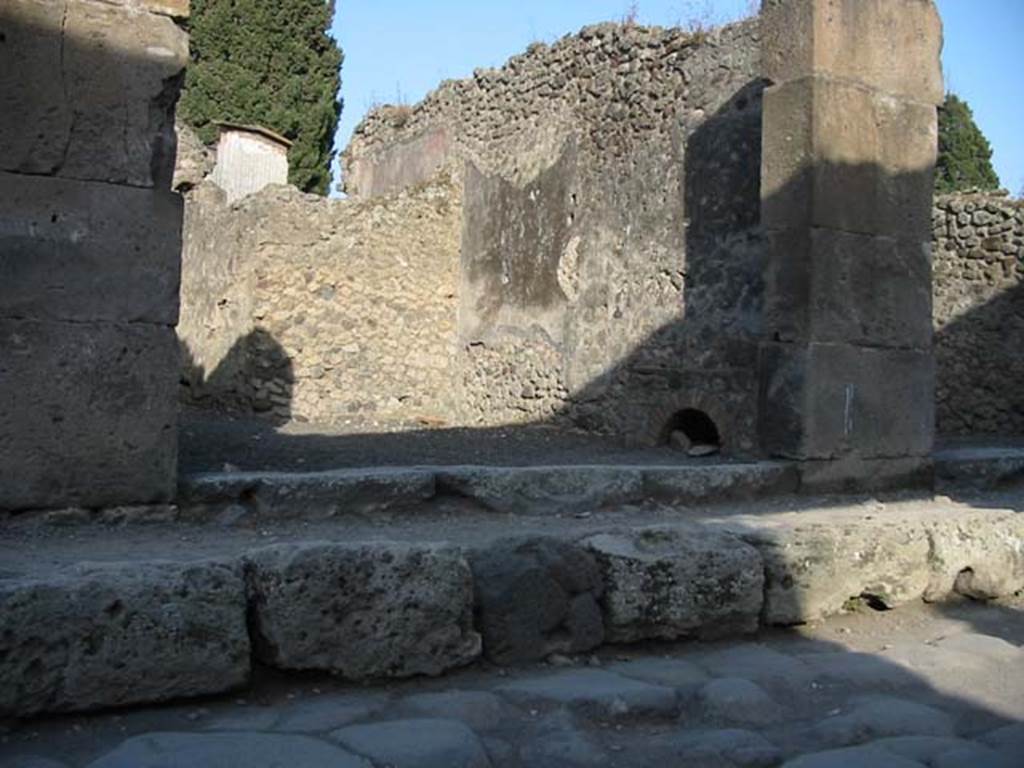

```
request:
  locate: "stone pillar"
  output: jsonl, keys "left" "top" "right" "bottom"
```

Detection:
{"left": 757, "top": 0, "right": 944, "bottom": 490}
{"left": 0, "top": 0, "right": 189, "bottom": 510}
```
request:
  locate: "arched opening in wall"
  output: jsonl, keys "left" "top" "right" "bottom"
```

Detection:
{"left": 662, "top": 408, "right": 721, "bottom": 456}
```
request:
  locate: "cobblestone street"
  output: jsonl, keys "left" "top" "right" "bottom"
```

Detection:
{"left": 3, "top": 597, "right": 1021, "bottom": 768}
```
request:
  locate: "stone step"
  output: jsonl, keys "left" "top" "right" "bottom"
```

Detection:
{"left": 934, "top": 443, "right": 1024, "bottom": 490}
{"left": 2, "top": 495, "right": 1022, "bottom": 718}
{"left": 179, "top": 460, "right": 801, "bottom": 520}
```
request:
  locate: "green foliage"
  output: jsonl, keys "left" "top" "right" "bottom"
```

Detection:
{"left": 935, "top": 93, "right": 1000, "bottom": 195}
{"left": 179, "top": 0, "right": 343, "bottom": 195}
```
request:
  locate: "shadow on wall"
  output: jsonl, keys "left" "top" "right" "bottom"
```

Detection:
{"left": 936, "top": 281, "right": 1024, "bottom": 436}
{"left": 177, "top": 81, "right": 1010, "bottom": 477}
{"left": 558, "top": 78, "right": 768, "bottom": 455}
{"left": 181, "top": 330, "right": 294, "bottom": 427}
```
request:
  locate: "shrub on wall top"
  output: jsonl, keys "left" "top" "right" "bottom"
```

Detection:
{"left": 179, "top": 0, "right": 343, "bottom": 196}
{"left": 936, "top": 93, "right": 1001, "bottom": 195}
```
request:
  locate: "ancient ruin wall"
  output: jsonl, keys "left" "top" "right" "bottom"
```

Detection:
{"left": 178, "top": 175, "right": 462, "bottom": 425}
{"left": 933, "top": 193, "right": 1024, "bottom": 436}
{"left": 344, "top": 20, "right": 765, "bottom": 451}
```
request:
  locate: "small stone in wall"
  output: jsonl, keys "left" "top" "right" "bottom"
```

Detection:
{"left": 669, "top": 430, "right": 691, "bottom": 452}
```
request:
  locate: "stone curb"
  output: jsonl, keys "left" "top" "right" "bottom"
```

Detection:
{"left": 180, "top": 461, "right": 800, "bottom": 519}
{"left": 2, "top": 507, "right": 1022, "bottom": 717}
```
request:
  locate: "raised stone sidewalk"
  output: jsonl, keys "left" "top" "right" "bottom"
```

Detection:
{"left": 2, "top": 455, "right": 1023, "bottom": 718}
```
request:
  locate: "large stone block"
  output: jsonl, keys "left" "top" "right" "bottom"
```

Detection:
{"left": 761, "top": 78, "right": 937, "bottom": 241}
{"left": 585, "top": 527, "right": 764, "bottom": 643}
{"left": 0, "top": 319, "right": 179, "bottom": 511}
{"left": 0, "top": 172, "right": 182, "bottom": 324}
{"left": 738, "top": 519, "right": 932, "bottom": 625}
{"left": 470, "top": 536, "right": 604, "bottom": 664}
{"left": 759, "top": 342, "right": 934, "bottom": 460}
{"left": 763, "top": 228, "right": 932, "bottom": 348}
{"left": 245, "top": 542, "right": 481, "bottom": 679}
{"left": 761, "top": 0, "right": 944, "bottom": 105}
{"left": 0, "top": 0, "right": 188, "bottom": 187}
{"left": 0, "top": 560, "right": 249, "bottom": 717}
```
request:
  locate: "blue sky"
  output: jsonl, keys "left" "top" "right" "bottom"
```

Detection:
{"left": 330, "top": 1, "right": 1023, "bottom": 195}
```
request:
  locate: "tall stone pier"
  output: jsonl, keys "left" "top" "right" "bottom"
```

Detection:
{"left": 0, "top": 0, "right": 189, "bottom": 510}
{"left": 758, "top": 0, "right": 944, "bottom": 490}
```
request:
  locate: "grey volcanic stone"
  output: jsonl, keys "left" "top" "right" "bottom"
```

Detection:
{"left": 0, "top": 758, "right": 70, "bottom": 768}
{"left": 813, "top": 696, "right": 955, "bottom": 747}
{"left": 519, "top": 710, "right": 610, "bottom": 767}
{"left": 585, "top": 526, "right": 763, "bottom": 642}
{"left": 331, "top": 719, "right": 491, "bottom": 768}
{"left": 0, "top": 560, "right": 248, "bottom": 717}
{"left": 245, "top": 541, "right": 481, "bottom": 678}
{"left": 86, "top": 732, "right": 369, "bottom": 768}
{"left": 655, "top": 729, "right": 782, "bottom": 768}
{"left": 396, "top": 690, "right": 507, "bottom": 731}
{"left": 980, "top": 723, "right": 1024, "bottom": 755}
{"left": 607, "top": 658, "right": 710, "bottom": 691}
{"left": 872, "top": 737, "right": 1008, "bottom": 767}
{"left": 782, "top": 745, "right": 925, "bottom": 768}
{"left": 470, "top": 536, "right": 604, "bottom": 663}
{"left": 697, "top": 644, "right": 815, "bottom": 691}
{"left": 698, "top": 678, "right": 782, "bottom": 726}
{"left": 496, "top": 669, "right": 678, "bottom": 718}
{"left": 274, "top": 693, "right": 389, "bottom": 733}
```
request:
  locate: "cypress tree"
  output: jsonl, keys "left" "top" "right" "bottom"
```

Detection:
{"left": 935, "top": 94, "right": 1000, "bottom": 195}
{"left": 179, "top": 0, "right": 343, "bottom": 195}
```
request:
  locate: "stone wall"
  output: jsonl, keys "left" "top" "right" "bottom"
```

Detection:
{"left": 933, "top": 192, "right": 1024, "bottom": 435}
{"left": 179, "top": 175, "right": 462, "bottom": 425}
{"left": 343, "top": 20, "right": 766, "bottom": 451}
{"left": 0, "top": 0, "right": 188, "bottom": 511}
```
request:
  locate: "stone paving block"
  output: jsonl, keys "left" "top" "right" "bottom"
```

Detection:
{"left": 0, "top": 319, "right": 179, "bottom": 511}
{"left": 606, "top": 658, "right": 710, "bottom": 692}
{"left": 0, "top": 560, "right": 249, "bottom": 717}
{"left": 758, "top": 341, "right": 935, "bottom": 462}
{"left": 244, "top": 541, "right": 481, "bottom": 679}
{"left": 85, "top": 732, "right": 370, "bottom": 768}
{"left": 0, "top": 758, "right": 70, "bottom": 768}
{"left": 518, "top": 710, "right": 610, "bottom": 768}
{"left": 761, "top": 0, "right": 944, "bottom": 104}
{"left": 738, "top": 519, "right": 931, "bottom": 625}
{"left": 331, "top": 719, "right": 491, "bottom": 768}
{"left": 761, "top": 78, "right": 938, "bottom": 241}
{"left": 698, "top": 678, "right": 783, "bottom": 726}
{"left": 0, "top": 171, "right": 182, "bottom": 324}
{"left": 0, "top": 0, "right": 188, "bottom": 186}
{"left": 695, "top": 643, "right": 816, "bottom": 691}
{"left": 872, "top": 736, "right": 1007, "bottom": 766}
{"left": 812, "top": 695, "right": 955, "bottom": 748}
{"left": 496, "top": 669, "right": 678, "bottom": 719}
{"left": 470, "top": 536, "right": 604, "bottom": 663}
{"left": 273, "top": 693, "right": 390, "bottom": 734}
{"left": 782, "top": 745, "right": 926, "bottom": 768}
{"left": 395, "top": 690, "right": 508, "bottom": 732}
{"left": 585, "top": 526, "right": 763, "bottom": 642}
{"left": 979, "top": 723, "right": 1024, "bottom": 755}
{"left": 652, "top": 729, "right": 782, "bottom": 768}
